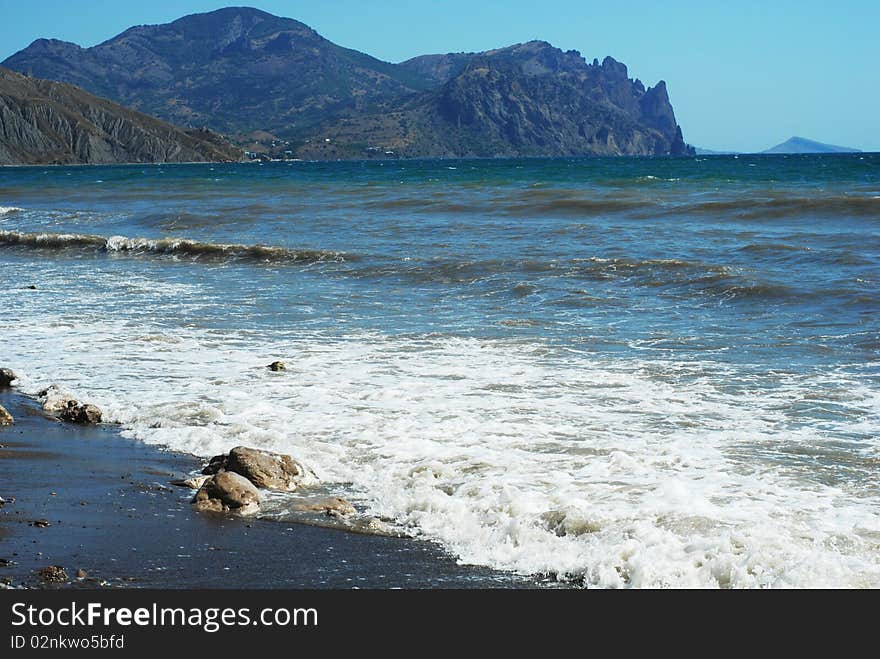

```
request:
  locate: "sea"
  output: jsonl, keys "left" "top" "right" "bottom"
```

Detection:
{"left": 1, "top": 154, "right": 878, "bottom": 588}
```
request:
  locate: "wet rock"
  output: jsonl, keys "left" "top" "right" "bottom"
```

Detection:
{"left": 291, "top": 496, "right": 356, "bottom": 518}
{"left": 37, "top": 384, "right": 75, "bottom": 414}
{"left": 0, "top": 405, "right": 13, "bottom": 426}
{"left": 37, "top": 565, "right": 68, "bottom": 583}
{"left": 267, "top": 361, "right": 286, "bottom": 372}
{"left": 0, "top": 368, "right": 16, "bottom": 387}
{"left": 361, "top": 518, "right": 399, "bottom": 536}
{"left": 75, "top": 568, "right": 88, "bottom": 579}
{"left": 37, "top": 386, "right": 102, "bottom": 423}
{"left": 201, "top": 453, "right": 228, "bottom": 475}
{"left": 226, "top": 446, "right": 319, "bottom": 491}
{"left": 58, "top": 401, "right": 103, "bottom": 424}
{"left": 32, "top": 519, "right": 51, "bottom": 528}
{"left": 192, "top": 471, "right": 261, "bottom": 515}
{"left": 170, "top": 475, "right": 210, "bottom": 490}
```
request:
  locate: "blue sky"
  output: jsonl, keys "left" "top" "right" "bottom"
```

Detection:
{"left": 1, "top": 0, "right": 877, "bottom": 152}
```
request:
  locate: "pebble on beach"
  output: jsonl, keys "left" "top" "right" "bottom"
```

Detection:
{"left": 37, "top": 565, "right": 69, "bottom": 584}
{"left": 0, "top": 404, "right": 13, "bottom": 426}
{"left": 0, "top": 368, "right": 16, "bottom": 388}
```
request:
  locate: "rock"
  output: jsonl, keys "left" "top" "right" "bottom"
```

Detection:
{"left": 226, "top": 446, "right": 319, "bottom": 491}
{"left": 75, "top": 569, "right": 88, "bottom": 579}
{"left": 201, "top": 453, "right": 228, "bottom": 475}
{"left": 37, "top": 565, "right": 68, "bottom": 583}
{"left": 0, "top": 405, "right": 13, "bottom": 426}
{"left": 192, "top": 471, "right": 261, "bottom": 515}
{"left": 170, "top": 475, "right": 210, "bottom": 490}
{"left": 57, "top": 401, "right": 103, "bottom": 424}
{"left": 360, "top": 518, "right": 399, "bottom": 536}
{"left": 37, "top": 384, "right": 74, "bottom": 414}
{"left": 32, "top": 519, "right": 50, "bottom": 528}
{"left": 267, "top": 361, "right": 286, "bottom": 371}
{"left": 37, "top": 386, "right": 102, "bottom": 423}
{"left": 291, "top": 496, "right": 356, "bottom": 518}
{"left": 0, "top": 368, "right": 16, "bottom": 387}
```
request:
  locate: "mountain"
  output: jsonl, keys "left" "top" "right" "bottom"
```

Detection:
{"left": 761, "top": 136, "right": 860, "bottom": 154}
{"left": 3, "top": 7, "right": 693, "bottom": 159}
{"left": 300, "top": 43, "right": 692, "bottom": 158}
{"left": 2, "top": 7, "right": 429, "bottom": 138}
{"left": 0, "top": 66, "right": 242, "bottom": 165}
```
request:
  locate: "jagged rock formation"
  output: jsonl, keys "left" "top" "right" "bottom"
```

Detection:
{"left": 0, "top": 67, "right": 242, "bottom": 165}
{"left": 3, "top": 7, "right": 693, "bottom": 159}
{"left": 301, "top": 44, "right": 692, "bottom": 158}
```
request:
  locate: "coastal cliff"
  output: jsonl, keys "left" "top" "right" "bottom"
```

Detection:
{"left": 0, "top": 67, "right": 242, "bottom": 165}
{"left": 300, "top": 43, "right": 692, "bottom": 158}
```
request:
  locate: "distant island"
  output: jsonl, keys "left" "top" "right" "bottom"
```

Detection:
{"left": 2, "top": 6, "right": 693, "bottom": 163}
{"left": 760, "top": 136, "right": 861, "bottom": 154}
{"left": 695, "top": 136, "right": 862, "bottom": 156}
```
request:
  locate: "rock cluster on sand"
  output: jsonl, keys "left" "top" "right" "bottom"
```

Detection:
{"left": 0, "top": 368, "right": 17, "bottom": 387}
{"left": 37, "top": 565, "right": 69, "bottom": 584}
{"left": 0, "top": 404, "right": 13, "bottom": 426}
{"left": 36, "top": 385, "right": 103, "bottom": 424}
{"left": 193, "top": 471, "right": 261, "bottom": 515}
{"left": 190, "top": 445, "right": 352, "bottom": 518}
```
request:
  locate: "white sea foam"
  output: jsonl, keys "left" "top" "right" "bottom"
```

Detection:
{"left": 2, "top": 289, "right": 879, "bottom": 587}
{"left": 0, "top": 206, "right": 23, "bottom": 215}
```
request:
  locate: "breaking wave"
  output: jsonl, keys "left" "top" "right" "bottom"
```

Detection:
{"left": 0, "top": 230, "right": 352, "bottom": 264}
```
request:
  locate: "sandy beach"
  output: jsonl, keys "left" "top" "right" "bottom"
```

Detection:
{"left": 0, "top": 391, "right": 537, "bottom": 589}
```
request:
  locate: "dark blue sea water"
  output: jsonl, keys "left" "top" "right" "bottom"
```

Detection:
{"left": 1, "top": 155, "right": 878, "bottom": 586}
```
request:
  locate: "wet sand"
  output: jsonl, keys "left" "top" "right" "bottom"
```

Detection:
{"left": 0, "top": 391, "right": 539, "bottom": 589}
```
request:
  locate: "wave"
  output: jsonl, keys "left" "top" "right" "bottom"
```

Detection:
{"left": 668, "top": 195, "right": 880, "bottom": 220}
{"left": 0, "top": 230, "right": 815, "bottom": 305}
{"left": 737, "top": 242, "right": 811, "bottom": 254}
{"left": 0, "top": 206, "right": 23, "bottom": 215}
{"left": 5, "top": 326, "right": 879, "bottom": 588}
{"left": 495, "top": 190, "right": 880, "bottom": 220}
{"left": 0, "top": 230, "right": 352, "bottom": 264}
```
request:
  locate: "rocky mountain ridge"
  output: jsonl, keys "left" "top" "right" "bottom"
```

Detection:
{"left": 3, "top": 7, "right": 693, "bottom": 159}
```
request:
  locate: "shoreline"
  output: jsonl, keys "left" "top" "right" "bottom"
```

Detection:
{"left": 0, "top": 390, "right": 542, "bottom": 589}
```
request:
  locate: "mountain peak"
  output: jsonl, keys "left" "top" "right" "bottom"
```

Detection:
{"left": 169, "top": 6, "right": 301, "bottom": 28}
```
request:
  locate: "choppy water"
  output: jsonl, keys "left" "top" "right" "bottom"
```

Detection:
{"left": 1, "top": 154, "right": 878, "bottom": 587}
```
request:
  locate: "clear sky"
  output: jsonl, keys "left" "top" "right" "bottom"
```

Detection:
{"left": 1, "top": 0, "right": 877, "bottom": 152}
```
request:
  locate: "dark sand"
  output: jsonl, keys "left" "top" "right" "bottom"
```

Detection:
{"left": 0, "top": 391, "right": 540, "bottom": 589}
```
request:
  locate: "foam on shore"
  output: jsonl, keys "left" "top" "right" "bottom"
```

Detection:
{"left": 4, "top": 314, "right": 879, "bottom": 587}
